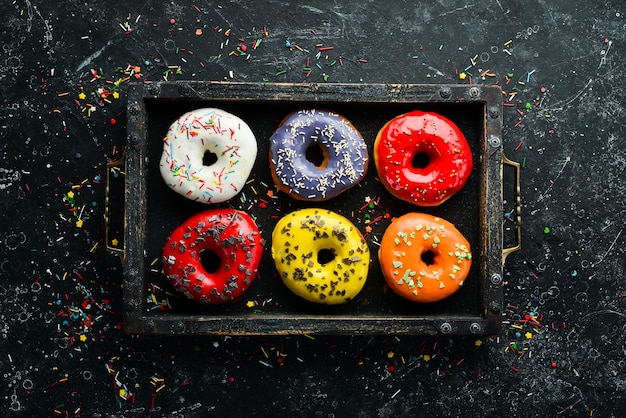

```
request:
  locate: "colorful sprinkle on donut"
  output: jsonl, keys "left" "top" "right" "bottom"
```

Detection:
{"left": 269, "top": 109, "right": 368, "bottom": 201}
{"left": 378, "top": 212, "right": 471, "bottom": 303}
{"left": 160, "top": 108, "right": 257, "bottom": 204}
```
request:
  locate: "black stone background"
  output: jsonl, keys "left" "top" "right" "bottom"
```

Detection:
{"left": 1, "top": 1, "right": 625, "bottom": 416}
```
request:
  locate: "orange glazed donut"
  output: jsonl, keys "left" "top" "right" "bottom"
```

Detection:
{"left": 374, "top": 110, "right": 473, "bottom": 206}
{"left": 378, "top": 213, "right": 471, "bottom": 303}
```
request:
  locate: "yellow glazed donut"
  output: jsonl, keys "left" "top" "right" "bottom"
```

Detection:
{"left": 271, "top": 208, "right": 370, "bottom": 304}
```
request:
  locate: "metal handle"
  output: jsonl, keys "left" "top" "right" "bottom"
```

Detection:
{"left": 105, "top": 158, "right": 125, "bottom": 262}
{"left": 502, "top": 154, "right": 521, "bottom": 264}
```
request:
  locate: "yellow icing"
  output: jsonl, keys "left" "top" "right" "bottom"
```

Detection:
{"left": 271, "top": 208, "right": 370, "bottom": 305}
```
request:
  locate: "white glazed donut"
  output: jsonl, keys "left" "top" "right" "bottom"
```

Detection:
{"left": 159, "top": 108, "right": 257, "bottom": 204}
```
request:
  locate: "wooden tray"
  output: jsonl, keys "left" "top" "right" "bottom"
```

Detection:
{"left": 106, "top": 82, "right": 520, "bottom": 335}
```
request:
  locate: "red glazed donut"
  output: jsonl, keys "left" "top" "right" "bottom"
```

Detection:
{"left": 374, "top": 110, "right": 473, "bottom": 206}
{"left": 162, "top": 209, "right": 263, "bottom": 304}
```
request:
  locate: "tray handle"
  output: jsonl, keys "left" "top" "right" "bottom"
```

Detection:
{"left": 105, "top": 158, "right": 125, "bottom": 262}
{"left": 502, "top": 155, "right": 521, "bottom": 264}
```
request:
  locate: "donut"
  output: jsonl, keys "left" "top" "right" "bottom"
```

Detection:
{"left": 378, "top": 213, "right": 471, "bottom": 303}
{"left": 271, "top": 208, "right": 370, "bottom": 304}
{"left": 160, "top": 108, "right": 257, "bottom": 204}
{"left": 269, "top": 109, "right": 368, "bottom": 201}
{"left": 374, "top": 110, "right": 472, "bottom": 206}
{"left": 162, "top": 209, "right": 263, "bottom": 304}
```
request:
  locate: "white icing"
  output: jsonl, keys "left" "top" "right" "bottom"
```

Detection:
{"left": 159, "top": 108, "right": 257, "bottom": 204}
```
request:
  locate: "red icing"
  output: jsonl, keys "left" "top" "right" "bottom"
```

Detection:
{"left": 162, "top": 209, "right": 263, "bottom": 304}
{"left": 374, "top": 111, "right": 473, "bottom": 206}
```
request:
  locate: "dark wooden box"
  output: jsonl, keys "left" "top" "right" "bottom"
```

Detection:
{"left": 109, "top": 82, "right": 519, "bottom": 335}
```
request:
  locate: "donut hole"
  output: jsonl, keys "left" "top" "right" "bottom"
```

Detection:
{"left": 199, "top": 249, "right": 221, "bottom": 274}
{"left": 305, "top": 143, "right": 328, "bottom": 168}
{"left": 317, "top": 248, "right": 336, "bottom": 265}
{"left": 420, "top": 249, "right": 436, "bottom": 266}
{"left": 411, "top": 152, "right": 431, "bottom": 169}
{"left": 202, "top": 150, "right": 218, "bottom": 167}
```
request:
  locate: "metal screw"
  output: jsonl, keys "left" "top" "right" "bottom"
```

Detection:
{"left": 439, "top": 322, "right": 452, "bottom": 334}
{"left": 489, "top": 301, "right": 501, "bottom": 314}
{"left": 469, "top": 322, "right": 482, "bottom": 334}
{"left": 173, "top": 321, "right": 186, "bottom": 334}
{"left": 469, "top": 86, "right": 481, "bottom": 99}
{"left": 440, "top": 87, "right": 451, "bottom": 99}
{"left": 129, "top": 103, "right": 140, "bottom": 115}
{"left": 128, "top": 134, "right": 140, "bottom": 146}
{"left": 490, "top": 273, "right": 502, "bottom": 285}
{"left": 489, "top": 107, "right": 499, "bottom": 119}
{"left": 488, "top": 135, "right": 501, "bottom": 148}
{"left": 147, "top": 85, "right": 159, "bottom": 96}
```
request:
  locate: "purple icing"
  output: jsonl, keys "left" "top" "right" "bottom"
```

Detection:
{"left": 269, "top": 109, "right": 368, "bottom": 201}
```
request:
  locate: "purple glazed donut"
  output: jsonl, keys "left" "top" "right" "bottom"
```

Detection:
{"left": 269, "top": 109, "right": 369, "bottom": 201}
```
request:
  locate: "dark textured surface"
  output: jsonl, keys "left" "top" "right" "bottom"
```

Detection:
{"left": 1, "top": 1, "right": 625, "bottom": 416}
